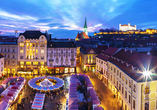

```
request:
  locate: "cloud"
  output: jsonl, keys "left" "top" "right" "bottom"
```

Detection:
{"left": 0, "top": 10, "right": 37, "bottom": 21}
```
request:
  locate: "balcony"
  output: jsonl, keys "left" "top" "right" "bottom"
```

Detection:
{"left": 49, "top": 59, "right": 54, "bottom": 61}
{"left": 70, "top": 58, "right": 75, "bottom": 61}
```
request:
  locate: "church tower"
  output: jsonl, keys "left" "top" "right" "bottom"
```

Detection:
{"left": 83, "top": 18, "right": 88, "bottom": 35}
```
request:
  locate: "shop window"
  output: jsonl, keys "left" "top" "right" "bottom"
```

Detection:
{"left": 33, "top": 62, "right": 38, "bottom": 65}
{"left": 65, "top": 68, "right": 68, "bottom": 73}
{"left": 26, "top": 62, "right": 31, "bottom": 65}
{"left": 70, "top": 68, "right": 74, "bottom": 72}
{"left": 36, "top": 49, "right": 38, "bottom": 53}
{"left": 40, "top": 62, "right": 44, "bottom": 65}
{"left": 20, "top": 62, "right": 24, "bottom": 65}
{"left": 145, "top": 86, "right": 149, "bottom": 94}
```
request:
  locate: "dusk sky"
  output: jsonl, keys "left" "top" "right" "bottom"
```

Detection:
{"left": 0, "top": 0, "right": 156, "bottom": 38}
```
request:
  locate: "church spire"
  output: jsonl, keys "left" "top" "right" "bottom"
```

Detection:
{"left": 84, "top": 17, "right": 87, "bottom": 28}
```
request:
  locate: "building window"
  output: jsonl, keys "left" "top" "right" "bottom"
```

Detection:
{"left": 13, "top": 49, "right": 15, "bottom": 52}
{"left": 122, "top": 87, "right": 124, "bottom": 94}
{"left": 122, "top": 75, "right": 124, "bottom": 81}
{"left": 114, "top": 78, "right": 115, "bottom": 84}
{"left": 20, "top": 43, "right": 24, "bottom": 47}
{"left": 125, "top": 91, "right": 127, "bottom": 99}
{"left": 41, "top": 50, "right": 44, "bottom": 53}
{"left": 145, "top": 86, "right": 149, "bottom": 94}
{"left": 114, "top": 68, "right": 116, "bottom": 73}
{"left": 20, "top": 49, "right": 24, "bottom": 53}
{"left": 134, "top": 84, "right": 136, "bottom": 92}
{"left": 12, "top": 55, "right": 14, "bottom": 58}
{"left": 1, "top": 48, "right": 3, "bottom": 52}
{"left": 8, "top": 55, "right": 10, "bottom": 58}
{"left": 120, "top": 72, "right": 121, "bottom": 78}
{"left": 36, "top": 49, "right": 38, "bottom": 53}
{"left": 111, "top": 75, "right": 112, "bottom": 81}
{"left": 129, "top": 80, "right": 131, "bottom": 88}
{"left": 119, "top": 84, "right": 121, "bottom": 91}
{"left": 117, "top": 70, "right": 119, "bottom": 76}
{"left": 133, "top": 100, "right": 135, "bottom": 109}
{"left": 125, "top": 78, "right": 127, "bottom": 84}
{"left": 8, "top": 61, "right": 10, "bottom": 65}
{"left": 111, "top": 66, "right": 112, "bottom": 71}
{"left": 8, "top": 49, "right": 9, "bottom": 52}
{"left": 20, "top": 56, "right": 23, "bottom": 59}
{"left": 129, "top": 95, "right": 131, "bottom": 103}
{"left": 117, "top": 81, "right": 118, "bottom": 87}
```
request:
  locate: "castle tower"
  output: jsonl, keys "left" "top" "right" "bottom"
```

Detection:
{"left": 83, "top": 18, "right": 88, "bottom": 35}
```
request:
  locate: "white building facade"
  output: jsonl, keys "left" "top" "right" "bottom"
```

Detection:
{"left": 17, "top": 30, "right": 47, "bottom": 74}
{"left": 119, "top": 23, "right": 136, "bottom": 31}
{"left": 47, "top": 40, "right": 76, "bottom": 74}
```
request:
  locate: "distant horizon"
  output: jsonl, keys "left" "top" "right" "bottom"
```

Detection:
{"left": 0, "top": 0, "right": 157, "bottom": 38}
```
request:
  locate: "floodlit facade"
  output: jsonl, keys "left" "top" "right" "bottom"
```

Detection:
{"left": 119, "top": 23, "right": 136, "bottom": 31}
{"left": 96, "top": 48, "right": 157, "bottom": 110}
{"left": 0, "top": 37, "right": 18, "bottom": 75}
{"left": 47, "top": 40, "right": 76, "bottom": 74}
{"left": 17, "top": 30, "right": 47, "bottom": 74}
{"left": 0, "top": 54, "right": 4, "bottom": 76}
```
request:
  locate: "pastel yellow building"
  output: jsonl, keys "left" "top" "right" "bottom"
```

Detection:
{"left": 96, "top": 48, "right": 157, "bottom": 110}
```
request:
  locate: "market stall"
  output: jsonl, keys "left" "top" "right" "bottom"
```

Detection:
{"left": 31, "top": 93, "right": 45, "bottom": 110}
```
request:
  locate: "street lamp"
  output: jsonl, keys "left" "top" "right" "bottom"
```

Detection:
{"left": 143, "top": 70, "right": 152, "bottom": 77}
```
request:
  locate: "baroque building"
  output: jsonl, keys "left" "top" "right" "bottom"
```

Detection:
{"left": 47, "top": 40, "right": 76, "bottom": 74}
{"left": 17, "top": 30, "right": 47, "bottom": 74}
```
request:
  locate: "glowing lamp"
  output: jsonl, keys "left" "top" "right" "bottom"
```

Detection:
{"left": 143, "top": 71, "right": 152, "bottom": 76}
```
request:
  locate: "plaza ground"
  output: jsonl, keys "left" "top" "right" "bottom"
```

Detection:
{"left": 7, "top": 66, "right": 120, "bottom": 110}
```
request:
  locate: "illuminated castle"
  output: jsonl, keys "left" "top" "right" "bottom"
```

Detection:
{"left": 119, "top": 23, "right": 136, "bottom": 31}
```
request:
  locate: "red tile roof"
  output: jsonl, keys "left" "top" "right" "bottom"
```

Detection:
{"left": 76, "top": 32, "right": 89, "bottom": 40}
{"left": 109, "top": 49, "right": 157, "bottom": 82}
{"left": 96, "top": 47, "right": 119, "bottom": 61}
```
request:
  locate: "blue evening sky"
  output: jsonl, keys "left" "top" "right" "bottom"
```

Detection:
{"left": 0, "top": 0, "right": 156, "bottom": 38}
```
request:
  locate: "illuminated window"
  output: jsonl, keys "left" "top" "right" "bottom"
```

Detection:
{"left": 21, "top": 65, "right": 24, "bottom": 68}
{"left": 41, "top": 50, "right": 44, "bottom": 53}
{"left": 26, "top": 62, "right": 31, "bottom": 65}
{"left": 40, "top": 62, "right": 44, "bottom": 65}
{"left": 145, "top": 86, "right": 149, "bottom": 94}
{"left": 122, "top": 75, "right": 124, "bottom": 81}
{"left": 20, "top": 62, "right": 24, "bottom": 65}
{"left": 33, "top": 62, "right": 38, "bottom": 65}
{"left": 36, "top": 49, "right": 38, "bottom": 53}
{"left": 20, "top": 50, "right": 24, "bottom": 53}
{"left": 125, "top": 78, "right": 127, "bottom": 84}
{"left": 30, "top": 43, "right": 32, "bottom": 46}
{"left": 20, "top": 43, "right": 24, "bottom": 47}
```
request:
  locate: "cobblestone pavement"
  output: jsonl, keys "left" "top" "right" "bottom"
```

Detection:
{"left": 77, "top": 66, "right": 121, "bottom": 110}
{"left": 10, "top": 74, "right": 68, "bottom": 110}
